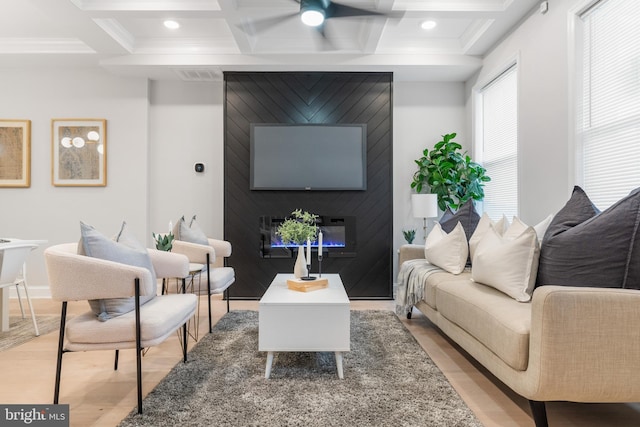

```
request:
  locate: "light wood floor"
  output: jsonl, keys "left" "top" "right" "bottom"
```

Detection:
{"left": 1, "top": 296, "right": 639, "bottom": 427}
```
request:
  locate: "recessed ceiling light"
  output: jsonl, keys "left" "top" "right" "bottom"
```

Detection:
{"left": 421, "top": 20, "right": 437, "bottom": 30}
{"left": 164, "top": 20, "right": 180, "bottom": 30}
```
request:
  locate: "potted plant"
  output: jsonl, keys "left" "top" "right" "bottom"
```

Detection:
{"left": 276, "top": 209, "right": 319, "bottom": 278}
{"left": 152, "top": 231, "right": 174, "bottom": 251}
{"left": 410, "top": 133, "right": 490, "bottom": 211}
{"left": 402, "top": 229, "right": 416, "bottom": 244}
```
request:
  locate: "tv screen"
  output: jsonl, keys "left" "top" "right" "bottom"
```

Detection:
{"left": 250, "top": 123, "right": 367, "bottom": 190}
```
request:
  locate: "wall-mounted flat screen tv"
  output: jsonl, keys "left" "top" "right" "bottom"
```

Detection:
{"left": 250, "top": 123, "right": 367, "bottom": 191}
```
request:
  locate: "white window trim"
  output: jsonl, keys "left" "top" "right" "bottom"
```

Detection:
{"left": 568, "top": 0, "right": 601, "bottom": 191}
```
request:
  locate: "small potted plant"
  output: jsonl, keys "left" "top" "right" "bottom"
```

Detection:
{"left": 152, "top": 231, "right": 174, "bottom": 251}
{"left": 276, "top": 209, "right": 319, "bottom": 278}
{"left": 402, "top": 229, "right": 416, "bottom": 244}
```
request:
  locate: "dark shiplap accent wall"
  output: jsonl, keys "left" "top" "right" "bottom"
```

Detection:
{"left": 224, "top": 72, "right": 393, "bottom": 299}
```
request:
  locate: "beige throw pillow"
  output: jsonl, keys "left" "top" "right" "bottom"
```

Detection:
{"left": 471, "top": 224, "right": 540, "bottom": 302}
{"left": 424, "top": 222, "right": 468, "bottom": 275}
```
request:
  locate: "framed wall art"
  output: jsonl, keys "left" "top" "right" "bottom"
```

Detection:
{"left": 0, "top": 119, "right": 31, "bottom": 188}
{"left": 52, "top": 118, "right": 106, "bottom": 187}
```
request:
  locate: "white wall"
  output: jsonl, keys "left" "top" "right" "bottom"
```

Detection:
{"left": 148, "top": 81, "right": 225, "bottom": 240}
{"left": 0, "top": 70, "right": 471, "bottom": 296}
{"left": 393, "top": 82, "right": 466, "bottom": 280}
{"left": 0, "top": 68, "right": 149, "bottom": 295}
{"left": 466, "top": 0, "right": 580, "bottom": 224}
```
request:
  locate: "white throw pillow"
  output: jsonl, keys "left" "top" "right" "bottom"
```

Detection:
{"left": 533, "top": 214, "right": 553, "bottom": 241}
{"left": 504, "top": 215, "right": 554, "bottom": 242}
{"left": 469, "top": 213, "right": 509, "bottom": 261}
{"left": 471, "top": 224, "right": 540, "bottom": 302}
{"left": 424, "top": 222, "right": 468, "bottom": 275}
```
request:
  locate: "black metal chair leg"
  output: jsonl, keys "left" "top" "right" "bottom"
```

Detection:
{"left": 183, "top": 322, "right": 188, "bottom": 362}
{"left": 407, "top": 306, "right": 413, "bottom": 319}
{"left": 134, "top": 279, "right": 143, "bottom": 414}
{"left": 206, "top": 254, "right": 212, "bottom": 334}
{"left": 529, "top": 400, "right": 549, "bottom": 427}
{"left": 53, "top": 301, "right": 68, "bottom": 404}
{"left": 114, "top": 350, "right": 119, "bottom": 370}
{"left": 225, "top": 287, "right": 230, "bottom": 313}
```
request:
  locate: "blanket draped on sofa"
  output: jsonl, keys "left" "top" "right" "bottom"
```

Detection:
{"left": 395, "top": 259, "right": 443, "bottom": 316}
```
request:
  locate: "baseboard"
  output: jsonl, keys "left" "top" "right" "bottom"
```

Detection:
{"left": 7, "top": 285, "right": 51, "bottom": 299}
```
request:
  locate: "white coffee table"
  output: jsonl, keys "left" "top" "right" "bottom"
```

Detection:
{"left": 259, "top": 273, "right": 350, "bottom": 379}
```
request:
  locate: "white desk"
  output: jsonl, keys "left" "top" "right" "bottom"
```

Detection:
{"left": 258, "top": 273, "right": 350, "bottom": 379}
{"left": 0, "top": 239, "right": 47, "bottom": 332}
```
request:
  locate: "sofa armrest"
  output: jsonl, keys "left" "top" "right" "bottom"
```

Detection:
{"left": 398, "top": 244, "right": 425, "bottom": 267}
{"left": 528, "top": 285, "right": 640, "bottom": 402}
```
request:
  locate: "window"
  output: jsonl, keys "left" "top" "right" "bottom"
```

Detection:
{"left": 476, "top": 65, "right": 518, "bottom": 220}
{"left": 577, "top": 0, "right": 640, "bottom": 209}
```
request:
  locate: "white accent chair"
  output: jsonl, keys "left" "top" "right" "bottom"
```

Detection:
{"left": 171, "top": 238, "right": 235, "bottom": 333}
{"left": 44, "top": 243, "right": 197, "bottom": 414}
{"left": 0, "top": 241, "right": 40, "bottom": 336}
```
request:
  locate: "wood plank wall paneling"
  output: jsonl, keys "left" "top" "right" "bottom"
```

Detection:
{"left": 224, "top": 72, "right": 393, "bottom": 299}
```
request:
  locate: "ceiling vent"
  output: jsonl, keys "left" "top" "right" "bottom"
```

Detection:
{"left": 173, "top": 68, "right": 222, "bottom": 82}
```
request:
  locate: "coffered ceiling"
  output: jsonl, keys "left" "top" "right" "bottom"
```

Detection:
{"left": 0, "top": 0, "right": 540, "bottom": 81}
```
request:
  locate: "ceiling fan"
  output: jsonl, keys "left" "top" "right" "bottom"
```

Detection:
{"left": 241, "top": 0, "right": 402, "bottom": 47}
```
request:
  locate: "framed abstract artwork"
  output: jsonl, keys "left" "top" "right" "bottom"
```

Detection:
{"left": 0, "top": 120, "right": 31, "bottom": 188}
{"left": 52, "top": 118, "right": 107, "bottom": 187}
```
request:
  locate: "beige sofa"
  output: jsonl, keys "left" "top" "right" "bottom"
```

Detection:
{"left": 399, "top": 244, "right": 640, "bottom": 427}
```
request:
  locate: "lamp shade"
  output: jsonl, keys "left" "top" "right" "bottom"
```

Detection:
{"left": 411, "top": 194, "right": 439, "bottom": 218}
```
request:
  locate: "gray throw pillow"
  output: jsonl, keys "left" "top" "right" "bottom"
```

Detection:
{"left": 536, "top": 186, "right": 640, "bottom": 289}
{"left": 175, "top": 215, "right": 209, "bottom": 245}
{"left": 81, "top": 221, "right": 156, "bottom": 321}
{"left": 439, "top": 199, "right": 481, "bottom": 242}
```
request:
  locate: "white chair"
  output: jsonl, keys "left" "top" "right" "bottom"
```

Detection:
{"left": 171, "top": 237, "right": 235, "bottom": 333}
{"left": 0, "top": 242, "right": 40, "bottom": 336}
{"left": 44, "top": 243, "right": 197, "bottom": 414}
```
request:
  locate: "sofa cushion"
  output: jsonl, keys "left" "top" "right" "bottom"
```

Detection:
{"left": 424, "top": 222, "right": 468, "bottom": 274}
{"left": 537, "top": 186, "right": 640, "bottom": 289}
{"left": 422, "top": 271, "right": 473, "bottom": 311}
{"left": 472, "top": 225, "right": 540, "bottom": 302}
{"left": 434, "top": 277, "right": 532, "bottom": 371}
{"left": 439, "top": 199, "right": 481, "bottom": 242}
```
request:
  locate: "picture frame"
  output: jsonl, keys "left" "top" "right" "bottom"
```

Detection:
{"left": 51, "top": 118, "right": 107, "bottom": 187}
{"left": 0, "top": 120, "right": 31, "bottom": 188}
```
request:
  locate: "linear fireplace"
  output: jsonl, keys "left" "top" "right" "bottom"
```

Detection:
{"left": 259, "top": 215, "right": 356, "bottom": 258}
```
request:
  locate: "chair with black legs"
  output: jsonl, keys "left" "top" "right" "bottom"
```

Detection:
{"left": 44, "top": 242, "right": 196, "bottom": 414}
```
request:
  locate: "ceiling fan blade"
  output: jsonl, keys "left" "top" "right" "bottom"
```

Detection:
{"left": 239, "top": 12, "right": 299, "bottom": 35}
{"left": 328, "top": 1, "right": 404, "bottom": 19}
{"left": 312, "top": 25, "right": 338, "bottom": 51}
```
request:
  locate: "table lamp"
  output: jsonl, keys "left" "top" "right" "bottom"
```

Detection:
{"left": 411, "top": 194, "right": 439, "bottom": 241}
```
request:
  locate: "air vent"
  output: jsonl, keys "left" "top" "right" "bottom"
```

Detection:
{"left": 173, "top": 68, "right": 222, "bottom": 82}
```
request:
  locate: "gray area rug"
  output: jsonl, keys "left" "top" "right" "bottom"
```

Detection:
{"left": 119, "top": 310, "right": 482, "bottom": 427}
{"left": 0, "top": 315, "right": 60, "bottom": 351}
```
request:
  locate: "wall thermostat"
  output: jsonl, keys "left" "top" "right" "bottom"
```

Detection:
{"left": 194, "top": 163, "right": 205, "bottom": 173}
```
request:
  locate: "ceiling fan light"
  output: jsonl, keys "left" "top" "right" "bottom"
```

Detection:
{"left": 421, "top": 20, "right": 437, "bottom": 30}
{"left": 301, "top": 9, "right": 325, "bottom": 27}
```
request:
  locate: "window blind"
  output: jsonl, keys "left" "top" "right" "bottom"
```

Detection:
{"left": 579, "top": 0, "right": 640, "bottom": 209}
{"left": 479, "top": 65, "right": 518, "bottom": 221}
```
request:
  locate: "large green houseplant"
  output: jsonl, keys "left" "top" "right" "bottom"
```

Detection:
{"left": 411, "top": 133, "right": 490, "bottom": 211}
